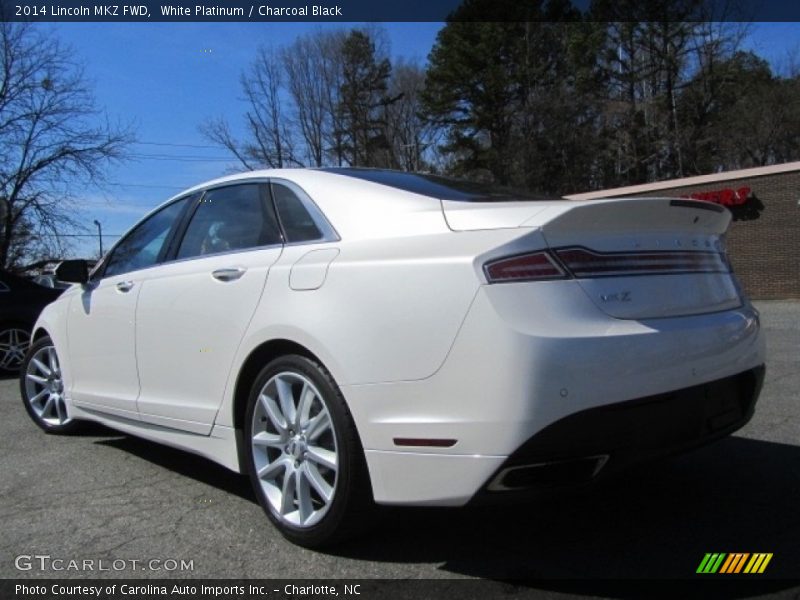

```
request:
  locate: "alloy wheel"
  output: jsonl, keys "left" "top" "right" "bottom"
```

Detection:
{"left": 23, "top": 344, "right": 71, "bottom": 426}
{"left": 250, "top": 371, "right": 338, "bottom": 528}
{"left": 0, "top": 327, "right": 31, "bottom": 371}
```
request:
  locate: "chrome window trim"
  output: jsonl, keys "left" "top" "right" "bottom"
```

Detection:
{"left": 144, "top": 241, "right": 285, "bottom": 270}
{"left": 93, "top": 175, "right": 342, "bottom": 281}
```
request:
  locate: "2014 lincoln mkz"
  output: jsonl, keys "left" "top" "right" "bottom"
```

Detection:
{"left": 20, "top": 168, "right": 765, "bottom": 547}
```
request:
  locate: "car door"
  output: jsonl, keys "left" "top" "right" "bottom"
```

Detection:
{"left": 67, "top": 196, "right": 194, "bottom": 417}
{"left": 134, "top": 182, "right": 284, "bottom": 434}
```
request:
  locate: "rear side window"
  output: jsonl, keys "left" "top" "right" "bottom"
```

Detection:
{"left": 271, "top": 183, "right": 325, "bottom": 243}
{"left": 176, "top": 184, "right": 281, "bottom": 260}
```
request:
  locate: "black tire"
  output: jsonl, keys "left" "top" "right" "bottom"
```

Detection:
{"left": 20, "top": 335, "right": 81, "bottom": 434}
{"left": 244, "top": 354, "right": 374, "bottom": 548}
{"left": 0, "top": 322, "right": 32, "bottom": 376}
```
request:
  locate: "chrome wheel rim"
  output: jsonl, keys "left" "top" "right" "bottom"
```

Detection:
{"left": 251, "top": 371, "right": 338, "bottom": 528}
{"left": 0, "top": 327, "right": 30, "bottom": 371}
{"left": 24, "top": 345, "right": 71, "bottom": 426}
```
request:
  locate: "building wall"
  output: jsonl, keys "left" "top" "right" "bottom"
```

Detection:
{"left": 614, "top": 171, "right": 800, "bottom": 299}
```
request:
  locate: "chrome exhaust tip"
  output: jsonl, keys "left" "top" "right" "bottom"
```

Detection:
{"left": 487, "top": 454, "right": 610, "bottom": 491}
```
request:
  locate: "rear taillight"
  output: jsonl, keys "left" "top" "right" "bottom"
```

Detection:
{"left": 484, "top": 251, "right": 566, "bottom": 283}
{"left": 484, "top": 247, "right": 731, "bottom": 283}
{"left": 555, "top": 247, "right": 730, "bottom": 278}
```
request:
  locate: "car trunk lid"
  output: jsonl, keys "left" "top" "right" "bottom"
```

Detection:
{"left": 540, "top": 198, "right": 740, "bottom": 319}
{"left": 448, "top": 197, "right": 742, "bottom": 319}
{"left": 441, "top": 200, "right": 552, "bottom": 231}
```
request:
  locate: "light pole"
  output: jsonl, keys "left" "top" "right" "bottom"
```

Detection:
{"left": 93, "top": 219, "right": 103, "bottom": 257}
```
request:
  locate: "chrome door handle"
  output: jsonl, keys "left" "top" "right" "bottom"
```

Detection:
{"left": 212, "top": 267, "right": 246, "bottom": 282}
{"left": 116, "top": 280, "right": 135, "bottom": 292}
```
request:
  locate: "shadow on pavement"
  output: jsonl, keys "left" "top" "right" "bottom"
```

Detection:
{"left": 92, "top": 432, "right": 799, "bottom": 595}
{"left": 68, "top": 421, "right": 120, "bottom": 437}
{"left": 95, "top": 435, "right": 256, "bottom": 503}
{"left": 330, "top": 436, "right": 799, "bottom": 590}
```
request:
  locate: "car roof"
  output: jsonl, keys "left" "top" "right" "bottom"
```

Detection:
{"left": 159, "top": 168, "right": 453, "bottom": 241}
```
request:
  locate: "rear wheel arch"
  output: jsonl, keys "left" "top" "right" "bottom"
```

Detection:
{"left": 232, "top": 339, "right": 329, "bottom": 433}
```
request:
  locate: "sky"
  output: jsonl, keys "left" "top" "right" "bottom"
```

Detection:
{"left": 48, "top": 22, "right": 443, "bottom": 256}
{"left": 44, "top": 21, "right": 800, "bottom": 258}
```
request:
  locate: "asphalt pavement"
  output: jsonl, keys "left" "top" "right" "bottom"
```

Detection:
{"left": 1, "top": 301, "right": 798, "bottom": 593}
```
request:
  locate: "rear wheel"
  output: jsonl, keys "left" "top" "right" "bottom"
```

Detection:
{"left": 20, "top": 336, "right": 79, "bottom": 433}
{"left": 244, "top": 354, "right": 373, "bottom": 547}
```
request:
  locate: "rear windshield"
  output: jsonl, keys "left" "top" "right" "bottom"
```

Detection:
{"left": 319, "top": 168, "right": 550, "bottom": 202}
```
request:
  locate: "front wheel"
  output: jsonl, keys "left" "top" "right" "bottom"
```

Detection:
{"left": 244, "top": 354, "right": 373, "bottom": 547}
{"left": 20, "top": 336, "right": 80, "bottom": 434}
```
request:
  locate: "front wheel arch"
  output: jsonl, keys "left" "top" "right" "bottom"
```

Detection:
{"left": 19, "top": 334, "right": 81, "bottom": 434}
{"left": 32, "top": 327, "right": 50, "bottom": 343}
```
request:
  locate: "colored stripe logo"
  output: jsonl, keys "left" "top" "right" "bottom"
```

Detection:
{"left": 697, "top": 553, "right": 773, "bottom": 574}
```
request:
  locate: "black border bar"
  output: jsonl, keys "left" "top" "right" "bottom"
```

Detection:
{"left": 3, "top": 579, "right": 800, "bottom": 600}
{"left": 3, "top": 0, "right": 800, "bottom": 22}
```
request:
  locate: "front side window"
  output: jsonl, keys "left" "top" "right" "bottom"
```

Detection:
{"left": 103, "top": 196, "right": 193, "bottom": 279}
{"left": 176, "top": 184, "right": 281, "bottom": 260}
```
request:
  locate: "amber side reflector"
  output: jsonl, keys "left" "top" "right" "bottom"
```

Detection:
{"left": 393, "top": 438, "right": 457, "bottom": 448}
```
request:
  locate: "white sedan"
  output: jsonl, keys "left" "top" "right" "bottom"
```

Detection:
{"left": 21, "top": 168, "right": 766, "bottom": 547}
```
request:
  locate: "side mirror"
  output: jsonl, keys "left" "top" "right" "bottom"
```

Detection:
{"left": 55, "top": 259, "right": 89, "bottom": 284}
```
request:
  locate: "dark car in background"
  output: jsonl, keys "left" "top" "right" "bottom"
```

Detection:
{"left": 0, "top": 270, "right": 64, "bottom": 374}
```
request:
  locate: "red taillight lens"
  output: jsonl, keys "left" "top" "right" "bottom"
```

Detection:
{"left": 555, "top": 247, "right": 730, "bottom": 277}
{"left": 484, "top": 251, "right": 566, "bottom": 283}
{"left": 485, "top": 246, "right": 731, "bottom": 283}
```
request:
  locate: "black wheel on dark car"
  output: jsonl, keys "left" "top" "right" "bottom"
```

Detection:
{"left": 244, "top": 354, "right": 373, "bottom": 548}
{"left": 0, "top": 323, "right": 31, "bottom": 375}
{"left": 20, "top": 336, "right": 80, "bottom": 434}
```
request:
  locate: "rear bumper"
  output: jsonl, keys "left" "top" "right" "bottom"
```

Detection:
{"left": 471, "top": 364, "right": 765, "bottom": 503}
{"left": 345, "top": 282, "right": 766, "bottom": 506}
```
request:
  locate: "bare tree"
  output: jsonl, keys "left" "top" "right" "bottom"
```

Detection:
{"left": 202, "top": 46, "right": 299, "bottom": 170}
{"left": 283, "top": 30, "right": 347, "bottom": 167}
{"left": 777, "top": 45, "right": 800, "bottom": 78}
{"left": 204, "top": 27, "right": 399, "bottom": 170}
{"left": 595, "top": 7, "right": 750, "bottom": 185}
{"left": 385, "top": 60, "right": 439, "bottom": 171}
{"left": 0, "top": 22, "right": 131, "bottom": 268}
